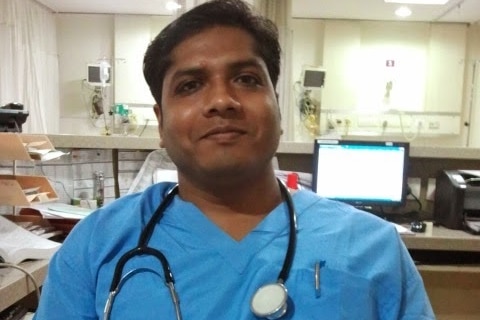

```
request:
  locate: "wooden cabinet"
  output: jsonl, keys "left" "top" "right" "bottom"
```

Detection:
{"left": 402, "top": 227, "right": 480, "bottom": 319}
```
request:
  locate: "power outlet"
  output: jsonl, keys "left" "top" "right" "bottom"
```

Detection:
{"left": 415, "top": 119, "right": 424, "bottom": 130}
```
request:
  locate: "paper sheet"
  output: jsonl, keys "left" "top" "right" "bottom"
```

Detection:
{"left": 392, "top": 222, "right": 415, "bottom": 235}
{"left": 30, "top": 203, "right": 93, "bottom": 220}
{"left": 0, "top": 216, "right": 61, "bottom": 264}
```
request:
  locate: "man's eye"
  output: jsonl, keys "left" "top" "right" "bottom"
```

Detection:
{"left": 176, "top": 80, "right": 201, "bottom": 94}
{"left": 236, "top": 74, "right": 260, "bottom": 87}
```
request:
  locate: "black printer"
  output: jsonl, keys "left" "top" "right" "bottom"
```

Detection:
{"left": 434, "top": 170, "right": 480, "bottom": 233}
{"left": 0, "top": 102, "right": 28, "bottom": 132}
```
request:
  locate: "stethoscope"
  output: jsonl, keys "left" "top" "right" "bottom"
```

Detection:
{"left": 103, "top": 178, "right": 297, "bottom": 320}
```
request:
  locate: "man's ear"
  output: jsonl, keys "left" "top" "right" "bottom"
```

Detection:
{"left": 153, "top": 104, "right": 164, "bottom": 148}
{"left": 153, "top": 104, "right": 162, "bottom": 122}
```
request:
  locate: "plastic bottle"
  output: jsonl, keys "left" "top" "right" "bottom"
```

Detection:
{"left": 286, "top": 172, "right": 299, "bottom": 193}
{"left": 94, "top": 171, "right": 105, "bottom": 208}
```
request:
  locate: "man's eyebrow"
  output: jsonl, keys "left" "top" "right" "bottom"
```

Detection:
{"left": 229, "top": 58, "right": 265, "bottom": 71}
{"left": 170, "top": 67, "right": 205, "bottom": 80}
{"left": 171, "top": 58, "right": 265, "bottom": 79}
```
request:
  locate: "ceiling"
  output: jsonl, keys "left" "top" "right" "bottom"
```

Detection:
{"left": 36, "top": 0, "right": 480, "bottom": 23}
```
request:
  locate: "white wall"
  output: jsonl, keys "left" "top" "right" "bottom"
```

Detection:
{"left": 57, "top": 14, "right": 115, "bottom": 135}
{"left": 114, "top": 15, "right": 173, "bottom": 106}
{"left": 55, "top": 13, "right": 480, "bottom": 146}
{"left": 290, "top": 19, "right": 470, "bottom": 145}
{"left": 465, "top": 22, "right": 480, "bottom": 147}
{"left": 56, "top": 14, "right": 168, "bottom": 137}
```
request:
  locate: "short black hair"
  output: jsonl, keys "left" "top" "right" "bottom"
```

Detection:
{"left": 143, "top": 0, "right": 281, "bottom": 105}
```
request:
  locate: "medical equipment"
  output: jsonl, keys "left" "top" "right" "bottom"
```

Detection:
{"left": 104, "top": 179, "right": 297, "bottom": 320}
{"left": 300, "top": 66, "right": 326, "bottom": 90}
{"left": 87, "top": 61, "right": 111, "bottom": 87}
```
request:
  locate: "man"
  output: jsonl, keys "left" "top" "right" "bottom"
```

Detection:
{"left": 34, "top": 0, "right": 435, "bottom": 319}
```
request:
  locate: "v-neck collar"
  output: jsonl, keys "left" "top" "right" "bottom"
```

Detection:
{"left": 161, "top": 196, "right": 292, "bottom": 274}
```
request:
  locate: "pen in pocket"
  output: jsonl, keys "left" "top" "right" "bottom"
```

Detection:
{"left": 314, "top": 260, "right": 325, "bottom": 298}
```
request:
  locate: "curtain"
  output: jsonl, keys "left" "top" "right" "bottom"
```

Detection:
{"left": 0, "top": 0, "right": 59, "bottom": 133}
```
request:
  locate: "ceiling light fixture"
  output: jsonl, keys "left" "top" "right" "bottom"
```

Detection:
{"left": 395, "top": 6, "right": 413, "bottom": 17}
{"left": 166, "top": 1, "right": 182, "bottom": 11}
{"left": 385, "top": 0, "right": 449, "bottom": 4}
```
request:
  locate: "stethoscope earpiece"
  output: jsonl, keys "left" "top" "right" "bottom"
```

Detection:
{"left": 250, "top": 282, "right": 288, "bottom": 319}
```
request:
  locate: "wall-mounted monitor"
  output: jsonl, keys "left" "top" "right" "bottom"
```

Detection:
{"left": 87, "top": 63, "right": 111, "bottom": 87}
{"left": 301, "top": 66, "right": 326, "bottom": 89}
{"left": 312, "top": 139, "right": 409, "bottom": 208}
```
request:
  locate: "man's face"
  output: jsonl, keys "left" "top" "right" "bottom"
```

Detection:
{"left": 155, "top": 26, "right": 282, "bottom": 184}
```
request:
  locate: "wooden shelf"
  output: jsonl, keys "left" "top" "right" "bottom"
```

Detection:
{"left": 0, "top": 133, "right": 55, "bottom": 161}
{"left": 0, "top": 175, "right": 58, "bottom": 206}
{"left": 0, "top": 133, "right": 59, "bottom": 206}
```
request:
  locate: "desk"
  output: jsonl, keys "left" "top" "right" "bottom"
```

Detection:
{"left": 0, "top": 260, "right": 48, "bottom": 313}
{"left": 402, "top": 226, "right": 480, "bottom": 320}
{"left": 401, "top": 225, "right": 480, "bottom": 252}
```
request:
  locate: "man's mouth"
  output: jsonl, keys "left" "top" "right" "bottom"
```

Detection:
{"left": 202, "top": 126, "right": 247, "bottom": 140}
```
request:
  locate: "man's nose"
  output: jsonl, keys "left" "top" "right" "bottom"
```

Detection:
{"left": 204, "top": 80, "right": 241, "bottom": 116}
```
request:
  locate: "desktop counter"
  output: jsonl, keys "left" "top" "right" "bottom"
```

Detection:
{"left": 47, "top": 134, "right": 480, "bottom": 158}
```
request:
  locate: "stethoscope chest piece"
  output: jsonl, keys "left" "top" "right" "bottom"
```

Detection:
{"left": 250, "top": 282, "right": 288, "bottom": 319}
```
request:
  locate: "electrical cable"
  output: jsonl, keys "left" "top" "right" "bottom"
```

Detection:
{"left": 370, "top": 185, "right": 422, "bottom": 223}
{"left": 297, "top": 89, "right": 320, "bottom": 136}
{"left": 407, "top": 185, "right": 423, "bottom": 213}
{"left": 398, "top": 112, "right": 421, "bottom": 142}
{"left": 37, "top": 163, "right": 73, "bottom": 202}
{"left": 91, "top": 88, "right": 105, "bottom": 117}
{"left": 137, "top": 119, "right": 150, "bottom": 137}
{"left": 0, "top": 262, "right": 41, "bottom": 302}
{"left": 81, "top": 80, "right": 107, "bottom": 128}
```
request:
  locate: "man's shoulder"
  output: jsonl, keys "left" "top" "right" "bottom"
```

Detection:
{"left": 69, "top": 182, "right": 175, "bottom": 235}
{"left": 294, "top": 190, "right": 395, "bottom": 234}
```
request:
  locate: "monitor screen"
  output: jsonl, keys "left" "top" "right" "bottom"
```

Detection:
{"left": 87, "top": 64, "right": 111, "bottom": 86}
{"left": 301, "top": 67, "right": 325, "bottom": 89}
{"left": 312, "top": 139, "right": 409, "bottom": 208}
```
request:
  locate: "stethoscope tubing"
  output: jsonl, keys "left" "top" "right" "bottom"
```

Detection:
{"left": 138, "top": 185, "right": 179, "bottom": 247}
{"left": 104, "top": 179, "right": 297, "bottom": 319}
{"left": 109, "top": 246, "right": 175, "bottom": 293}
{"left": 277, "top": 181, "right": 297, "bottom": 283}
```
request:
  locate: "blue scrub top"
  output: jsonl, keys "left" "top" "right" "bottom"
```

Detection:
{"left": 34, "top": 182, "right": 435, "bottom": 319}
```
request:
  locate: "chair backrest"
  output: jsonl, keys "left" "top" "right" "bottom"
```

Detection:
{"left": 127, "top": 150, "right": 313, "bottom": 194}
{"left": 128, "top": 149, "right": 177, "bottom": 194}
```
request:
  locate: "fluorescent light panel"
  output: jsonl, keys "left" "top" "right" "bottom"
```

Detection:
{"left": 384, "top": 0, "right": 449, "bottom": 4}
{"left": 395, "top": 6, "right": 412, "bottom": 17}
{"left": 165, "top": 1, "right": 182, "bottom": 11}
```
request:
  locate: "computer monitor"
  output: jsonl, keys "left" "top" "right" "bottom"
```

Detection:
{"left": 311, "top": 139, "right": 409, "bottom": 208}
